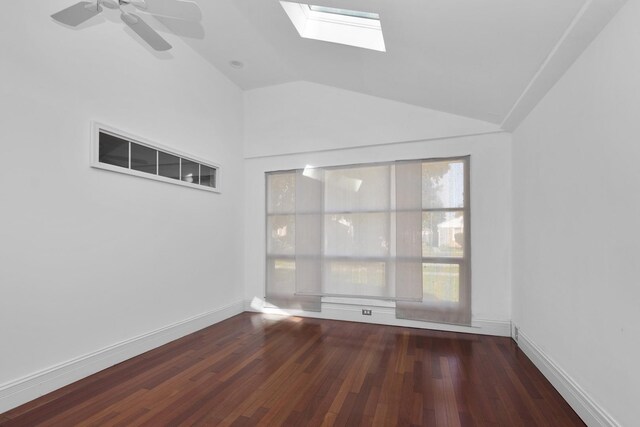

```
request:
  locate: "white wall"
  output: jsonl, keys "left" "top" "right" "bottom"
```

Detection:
{"left": 512, "top": 1, "right": 640, "bottom": 425}
{"left": 0, "top": 0, "right": 244, "bottom": 410}
{"left": 244, "top": 81, "right": 501, "bottom": 158}
{"left": 244, "top": 83, "right": 512, "bottom": 335}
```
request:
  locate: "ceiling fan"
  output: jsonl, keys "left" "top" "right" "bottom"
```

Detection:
{"left": 51, "top": 0, "right": 202, "bottom": 52}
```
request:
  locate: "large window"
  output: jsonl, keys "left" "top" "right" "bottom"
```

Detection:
{"left": 265, "top": 157, "right": 471, "bottom": 325}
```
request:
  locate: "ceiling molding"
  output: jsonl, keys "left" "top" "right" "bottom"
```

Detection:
{"left": 501, "top": 0, "right": 628, "bottom": 132}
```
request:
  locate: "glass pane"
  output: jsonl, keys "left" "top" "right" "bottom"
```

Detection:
{"left": 200, "top": 165, "right": 217, "bottom": 188}
{"left": 267, "top": 173, "right": 295, "bottom": 214}
{"left": 99, "top": 132, "right": 129, "bottom": 168}
{"left": 422, "top": 160, "right": 464, "bottom": 209}
{"left": 158, "top": 152, "right": 180, "bottom": 180}
{"left": 423, "top": 211, "right": 464, "bottom": 258}
{"left": 423, "top": 263, "right": 459, "bottom": 303}
{"left": 324, "top": 213, "right": 389, "bottom": 257}
{"left": 267, "top": 215, "right": 295, "bottom": 256}
{"left": 267, "top": 258, "right": 296, "bottom": 293}
{"left": 323, "top": 261, "right": 387, "bottom": 296}
{"left": 324, "top": 165, "right": 390, "bottom": 212}
{"left": 130, "top": 143, "right": 157, "bottom": 175}
{"left": 181, "top": 159, "right": 199, "bottom": 184}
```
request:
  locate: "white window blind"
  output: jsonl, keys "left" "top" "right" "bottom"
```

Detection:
{"left": 395, "top": 158, "right": 471, "bottom": 325}
{"left": 265, "top": 157, "right": 470, "bottom": 325}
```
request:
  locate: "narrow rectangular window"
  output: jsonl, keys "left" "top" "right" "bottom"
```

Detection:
{"left": 91, "top": 123, "right": 220, "bottom": 193}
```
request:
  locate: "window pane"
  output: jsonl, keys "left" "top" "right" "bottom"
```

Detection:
{"left": 200, "top": 165, "right": 216, "bottom": 188}
{"left": 99, "top": 132, "right": 129, "bottom": 168}
{"left": 267, "top": 258, "right": 296, "bottom": 293}
{"left": 423, "top": 263, "right": 459, "bottom": 303}
{"left": 324, "top": 165, "right": 390, "bottom": 212}
{"left": 130, "top": 143, "right": 157, "bottom": 175}
{"left": 323, "top": 261, "right": 387, "bottom": 296}
{"left": 267, "top": 215, "right": 295, "bottom": 256}
{"left": 423, "top": 211, "right": 464, "bottom": 258}
{"left": 324, "top": 213, "right": 389, "bottom": 257}
{"left": 422, "top": 161, "right": 464, "bottom": 209}
{"left": 158, "top": 152, "right": 180, "bottom": 180}
{"left": 267, "top": 173, "right": 295, "bottom": 214}
{"left": 181, "top": 159, "right": 199, "bottom": 184}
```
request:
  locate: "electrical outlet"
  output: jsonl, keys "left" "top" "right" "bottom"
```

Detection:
{"left": 362, "top": 309, "right": 372, "bottom": 316}
{"left": 514, "top": 326, "right": 519, "bottom": 343}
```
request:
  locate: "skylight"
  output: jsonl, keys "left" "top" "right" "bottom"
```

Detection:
{"left": 280, "top": 2, "right": 385, "bottom": 52}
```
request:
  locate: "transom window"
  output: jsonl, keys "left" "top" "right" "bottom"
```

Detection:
{"left": 91, "top": 123, "right": 220, "bottom": 193}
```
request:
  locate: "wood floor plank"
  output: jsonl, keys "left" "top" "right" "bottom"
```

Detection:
{"left": 0, "top": 313, "right": 586, "bottom": 427}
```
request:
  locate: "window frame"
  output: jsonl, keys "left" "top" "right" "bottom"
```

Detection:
{"left": 265, "top": 156, "right": 470, "bottom": 306}
{"left": 90, "top": 122, "right": 221, "bottom": 193}
{"left": 306, "top": 5, "right": 380, "bottom": 23}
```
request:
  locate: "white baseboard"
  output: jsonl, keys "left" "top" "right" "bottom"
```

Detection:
{"left": 517, "top": 330, "right": 620, "bottom": 427}
{"left": 0, "top": 300, "right": 244, "bottom": 414}
{"left": 244, "top": 297, "right": 511, "bottom": 337}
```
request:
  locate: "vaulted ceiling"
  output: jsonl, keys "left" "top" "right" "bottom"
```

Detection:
{"left": 173, "top": 0, "right": 627, "bottom": 129}
{"left": 69, "top": 0, "right": 628, "bottom": 130}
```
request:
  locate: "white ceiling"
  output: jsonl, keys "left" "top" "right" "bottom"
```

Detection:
{"left": 170, "top": 0, "right": 625, "bottom": 128}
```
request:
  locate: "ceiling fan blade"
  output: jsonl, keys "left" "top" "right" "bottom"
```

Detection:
{"left": 121, "top": 13, "right": 172, "bottom": 51}
{"left": 51, "top": 1, "right": 102, "bottom": 27}
{"left": 134, "top": 0, "right": 202, "bottom": 22}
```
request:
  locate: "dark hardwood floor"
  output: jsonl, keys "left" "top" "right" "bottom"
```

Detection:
{"left": 0, "top": 313, "right": 584, "bottom": 426}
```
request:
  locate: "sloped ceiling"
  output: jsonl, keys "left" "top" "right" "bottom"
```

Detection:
{"left": 177, "top": 0, "right": 627, "bottom": 130}
{"left": 244, "top": 81, "right": 503, "bottom": 158}
{"left": 43, "top": 0, "right": 628, "bottom": 130}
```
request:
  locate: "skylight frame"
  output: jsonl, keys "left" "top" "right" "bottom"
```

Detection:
{"left": 307, "top": 5, "right": 380, "bottom": 21}
{"left": 280, "top": 1, "right": 386, "bottom": 52}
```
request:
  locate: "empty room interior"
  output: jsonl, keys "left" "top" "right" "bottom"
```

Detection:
{"left": 1, "top": 0, "right": 638, "bottom": 425}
